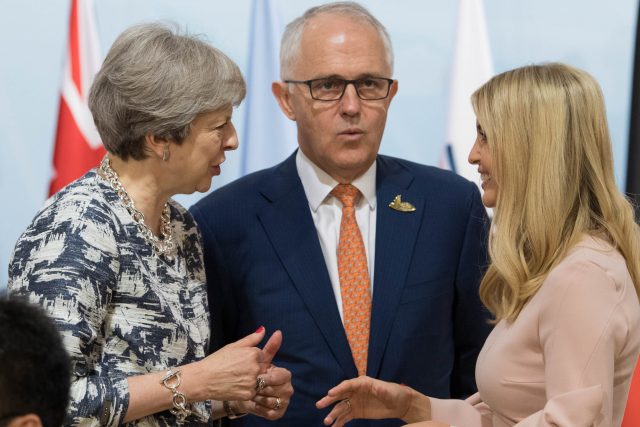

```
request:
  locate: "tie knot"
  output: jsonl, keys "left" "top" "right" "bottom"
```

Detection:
{"left": 331, "top": 184, "right": 361, "bottom": 207}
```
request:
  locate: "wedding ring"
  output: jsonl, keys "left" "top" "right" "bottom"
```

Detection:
{"left": 255, "top": 376, "right": 266, "bottom": 392}
{"left": 274, "top": 397, "right": 282, "bottom": 410}
{"left": 342, "top": 398, "right": 351, "bottom": 413}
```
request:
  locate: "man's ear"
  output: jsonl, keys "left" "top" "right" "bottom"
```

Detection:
{"left": 144, "top": 133, "right": 169, "bottom": 160}
{"left": 7, "top": 414, "right": 43, "bottom": 427}
{"left": 386, "top": 79, "right": 399, "bottom": 104}
{"left": 272, "top": 81, "right": 296, "bottom": 121}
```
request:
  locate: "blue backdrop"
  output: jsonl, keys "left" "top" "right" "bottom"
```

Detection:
{"left": 0, "top": 0, "right": 637, "bottom": 286}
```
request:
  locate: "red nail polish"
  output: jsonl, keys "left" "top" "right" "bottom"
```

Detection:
{"left": 255, "top": 326, "right": 265, "bottom": 333}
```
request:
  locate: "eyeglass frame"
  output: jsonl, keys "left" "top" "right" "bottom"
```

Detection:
{"left": 283, "top": 76, "right": 395, "bottom": 101}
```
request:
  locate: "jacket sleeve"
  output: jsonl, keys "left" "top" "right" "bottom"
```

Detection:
{"left": 8, "top": 200, "right": 129, "bottom": 426}
{"left": 450, "top": 183, "right": 492, "bottom": 398}
{"left": 430, "top": 392, "right": 494, "bottom": 427}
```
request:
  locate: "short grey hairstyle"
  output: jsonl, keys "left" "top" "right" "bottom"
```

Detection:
{"left": 89, "top": 23, "right": 246, "bottom": 160}
{"left": 280, "top": 1, "right": 394, "bottom": 79}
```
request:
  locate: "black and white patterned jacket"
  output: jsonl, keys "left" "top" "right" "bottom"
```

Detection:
{"left": 9, "top": 170, "right": 213, "bottom": 426}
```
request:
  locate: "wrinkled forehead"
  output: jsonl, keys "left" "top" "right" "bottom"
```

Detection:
{"left": 293, "top": 14, "right": 391, "bottom": 77}
{"left": 304, "top": 14, "right": 383, "bottom": 46}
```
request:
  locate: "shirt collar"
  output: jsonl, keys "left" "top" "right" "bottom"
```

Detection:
{"left": 296, "top": 149, "right": 377, "bottom": 212}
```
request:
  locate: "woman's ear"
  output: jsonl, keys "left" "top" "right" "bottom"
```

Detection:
{"left": 144, "top": 133, "right": 170, "bottom": 161}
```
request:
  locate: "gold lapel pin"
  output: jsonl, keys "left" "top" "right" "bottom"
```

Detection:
{"left": 388, "top": 195, "right": 416, "bottom": 212}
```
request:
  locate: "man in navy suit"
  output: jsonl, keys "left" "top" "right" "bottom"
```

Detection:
{"left": 191, "top": 2, "right": 491, "bottom": 425}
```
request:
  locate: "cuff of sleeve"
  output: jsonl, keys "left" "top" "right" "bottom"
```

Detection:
{"left": 430, "top": 396, "right": 483, "bottom": 426}
{"left": 191, "top": 399, "right": 213, "bottom": 423}
{"left": 540, "top": 385, "right": 603, "bottom": 426}
{"left": 97, "top": 372, "right": 130, "bottom": 427}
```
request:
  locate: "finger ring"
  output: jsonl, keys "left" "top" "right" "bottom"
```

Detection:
{"left": 342, "top": 398, "right": 351, "bottom": 412}
{"left": 274, "top": 397, "right": 282, "bottom": 410}
{"left": 255, "top": 376, "right": 266, "bottom": 392}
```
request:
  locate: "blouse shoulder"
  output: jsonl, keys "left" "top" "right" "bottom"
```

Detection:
{"left": 30, "top": 171, "right": 120, "bottom": 230}
{"left": 543, "top": 236, "right": 631, "bottom": 299}
{"left": 537, "top": 235, "right": 639, "bottom": 351}
{"left": 9, "top": 172, "right": 122, "bottom": 283}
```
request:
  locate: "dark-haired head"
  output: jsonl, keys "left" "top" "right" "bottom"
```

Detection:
{"left": 0, "top": 297, "right": 70, "bottom": 427}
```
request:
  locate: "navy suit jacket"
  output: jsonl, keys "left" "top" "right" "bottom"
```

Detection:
{"left": 191, "top": 153, "right": 491, "bottom": 426}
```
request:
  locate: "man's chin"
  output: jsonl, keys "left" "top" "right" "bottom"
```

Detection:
{"left": 330, "top": 157, "right": 376, "bottom": 180}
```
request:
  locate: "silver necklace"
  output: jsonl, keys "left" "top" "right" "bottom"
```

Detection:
{"left": 98, "top": 157, "right": 175, "bottom": 259}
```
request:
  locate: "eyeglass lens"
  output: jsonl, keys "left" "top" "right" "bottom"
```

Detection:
{"left": 310, "top": 78, "right": 390, "bottom": 100}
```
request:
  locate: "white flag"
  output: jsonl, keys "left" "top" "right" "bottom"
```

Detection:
{"left": 241, "top": 0, "right": 297, "bottom": 175}
{"left": 442, "top": 0, "right": 493, "bottom": 185}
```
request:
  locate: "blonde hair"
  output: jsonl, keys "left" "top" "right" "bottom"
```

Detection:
{"left": 471, "top": 63, "right": 640, "bottom": 322}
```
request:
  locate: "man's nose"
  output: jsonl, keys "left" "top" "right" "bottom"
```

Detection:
{"left": 340, "top": 83, "right": 362, "bottom": 115}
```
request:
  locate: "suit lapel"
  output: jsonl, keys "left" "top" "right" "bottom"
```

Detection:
{"left": 367, "top": 156, "right": 424, "bottom": 377}
{"left": 257, "top": 155, "right": 358, "bottom": 378}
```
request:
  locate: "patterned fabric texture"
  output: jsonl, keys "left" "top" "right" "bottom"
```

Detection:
{"left": 8, "top": 170, "right": 213, "bottom": 426}
{"left": 331, "top": 183, "right": 371, "bottom": 377}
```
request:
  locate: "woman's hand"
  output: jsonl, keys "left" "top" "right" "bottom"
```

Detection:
{"left": 238, "top": 364, "right": 294, "bottom": 420}
{"left": 183, "top": 327, "right": 282, "bottom": 402}
{"left": 316, "top": 376, "right": 418, "bottom": 426}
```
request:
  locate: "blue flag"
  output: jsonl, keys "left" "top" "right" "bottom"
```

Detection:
{"left": 241, "top": 0, "right": 298, "bottom": 175}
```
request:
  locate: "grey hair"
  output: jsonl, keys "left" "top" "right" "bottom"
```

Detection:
{"left": 89, "top": 22, "right": 246, "bottom": 160}
{"left": 280, "top": 1, "right": 394, "bottom": 79}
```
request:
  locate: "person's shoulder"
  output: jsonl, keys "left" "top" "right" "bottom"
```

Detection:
{"left": 29, "top": 171, "right": 116, "bottom": 228}
{"left": 553, "top": 236, "right": 625, "bottom": 281}
{"left": 536, "top": 235, "right": 640, "bottom": 348}
{"left": 192, "top": 160, "right": 288, "bottom": 211}
{"left": 379, "top": 155, "right": 477, "bottom": 192}
{"left": 377, "top": 155, "right": 483, "bottom": 218}
{"left": 9, "top": 172, "right": 121, "bottom": 280}
{"left": 542, "top": 235, "right": 632, "bottom": 304}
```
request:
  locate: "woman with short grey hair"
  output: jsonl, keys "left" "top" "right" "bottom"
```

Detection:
{"left": 8, "top": 23, "right": 293, "bottom": 426}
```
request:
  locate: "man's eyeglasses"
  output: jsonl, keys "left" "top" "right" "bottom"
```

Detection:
{"left": 284, "top": 77, "right": 394, "bottom": 101}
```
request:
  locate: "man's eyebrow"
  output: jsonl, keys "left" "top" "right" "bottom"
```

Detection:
{"left": 309, "top": 74, "right": 344, "bottom": 80}
{"left": 310, "top": 73, "right": 381, "bottom": 80}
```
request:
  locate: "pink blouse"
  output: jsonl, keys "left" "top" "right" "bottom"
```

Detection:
{"left": 430, "top": 236, "right": 640, "bottom": 426}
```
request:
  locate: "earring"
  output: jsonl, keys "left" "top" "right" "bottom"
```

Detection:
{"left": 162, "top": 146, "right": 170, "bottom": 162}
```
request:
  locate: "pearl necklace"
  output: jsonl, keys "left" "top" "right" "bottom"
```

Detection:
{"left": 98, "top": 157, "right": 175, "bottom": 259}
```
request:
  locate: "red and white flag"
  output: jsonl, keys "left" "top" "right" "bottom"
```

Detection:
{"left": 49, "top": 0, "right": 104, "bottom": 196}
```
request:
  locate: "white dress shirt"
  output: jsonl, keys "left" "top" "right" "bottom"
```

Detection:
{"left": 296, "top": 149, "right": 377, "bottom": 321}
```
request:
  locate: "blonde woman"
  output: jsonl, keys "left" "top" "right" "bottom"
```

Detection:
{"left": 316, "top": 63, "right": 640, "bottom": 426}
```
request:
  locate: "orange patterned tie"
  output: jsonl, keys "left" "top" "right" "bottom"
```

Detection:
{"left": 331, "top": 183, "right": 371, "bottom": 376}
